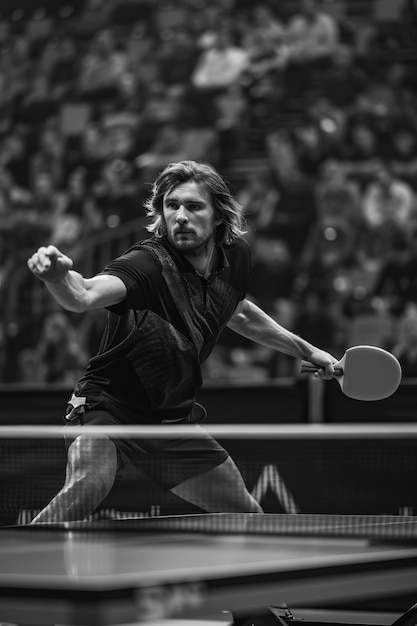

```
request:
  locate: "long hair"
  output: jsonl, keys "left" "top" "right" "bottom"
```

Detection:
{"left": 144, "top": 160, "right": 246, "bottom": 245}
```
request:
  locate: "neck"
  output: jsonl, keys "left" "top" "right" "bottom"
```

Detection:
{"left": 185, "top": 238, "right": 217, "bottom": 279}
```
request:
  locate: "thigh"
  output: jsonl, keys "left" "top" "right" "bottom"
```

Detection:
{"left": 131, "top": 424, "right": 229, "bottom": 490}
{"left": 65, "top": 409, "right": 122, "bottom": 482}
{"left": 171, "top": 455, "right": 263, "bottom": 513}
{"left": 66, "top": 433, "right": 118, "bottom": 475}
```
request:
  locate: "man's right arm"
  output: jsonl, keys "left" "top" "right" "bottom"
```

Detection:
{"left": 27, "top": 245, "right": 127, "bottom": 312}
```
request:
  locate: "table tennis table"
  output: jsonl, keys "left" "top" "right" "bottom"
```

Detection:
{"left": 0, "top": 513, "right": 417, "bottom": 626}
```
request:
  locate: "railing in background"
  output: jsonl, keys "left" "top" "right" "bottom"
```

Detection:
{"left": 1, "top": 218, "right": 148, "bottom": 379}
{"left": 0, "top": 378, "right": 415, "bottom": 426}
{"left": 2, "top": 217, "right": 147, "bottom": 326}
{"left": 71, "top": 217, "right": 148, "bottom": 279}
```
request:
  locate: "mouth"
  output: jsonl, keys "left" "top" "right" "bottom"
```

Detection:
{"left": 174, "top": 229, "right": 193, "bottom": 236}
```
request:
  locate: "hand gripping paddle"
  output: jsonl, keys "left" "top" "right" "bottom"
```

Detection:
{"left": 300, "top": 345, "right": 402, "bottom": 401}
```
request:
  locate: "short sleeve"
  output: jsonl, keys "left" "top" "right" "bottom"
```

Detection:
{"left": 99, "top": 247, "right": 161, "bottom": 313}
{"left": 223, "top": 237, "right": 251, "bottom": 300}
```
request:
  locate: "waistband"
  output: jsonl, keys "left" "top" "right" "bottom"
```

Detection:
{"left": 64, "top": 394, "right": 207, "bottom": 425}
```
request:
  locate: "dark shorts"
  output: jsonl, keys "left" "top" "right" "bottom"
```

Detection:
{"left": 63, "top": 395, "right": 229, "bottom": 491}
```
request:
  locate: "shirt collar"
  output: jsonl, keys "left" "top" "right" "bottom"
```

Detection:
{"left": 160, "top": 236, "right": 230, "bottom": 275}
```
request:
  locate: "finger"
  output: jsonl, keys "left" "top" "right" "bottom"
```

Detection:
{"left": 45, "top": 245, "right": 63, "bottom": 258}
{"left": 319, "top": 363, "right": 336, "bottom": 380}
{"left": 27, "top": 253, "right": 45, "bottom": 273}
{"left": 27, "top": 258, "right": 36, "bottom": 272}
{"left": 327, "top": 362, "right": 339, "bottom": 379}
{"left": 36, "top": 247, "right": 53, "bottom": 269}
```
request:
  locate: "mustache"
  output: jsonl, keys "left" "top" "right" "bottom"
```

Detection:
{"left": 173, "top": 226, "right": 193, "bottom": 233}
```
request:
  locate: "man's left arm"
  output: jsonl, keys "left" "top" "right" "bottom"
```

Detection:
{"left": 227, "top": 298, "right": 337, "bottom": 378}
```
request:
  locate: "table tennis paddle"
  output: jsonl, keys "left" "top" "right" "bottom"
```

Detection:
{"left": 300, "top": 345, "right": 402, "bottom": 401}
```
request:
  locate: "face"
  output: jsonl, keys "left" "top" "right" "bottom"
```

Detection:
{"left": 163, "top": 180, "right": 220, "bottom": 254}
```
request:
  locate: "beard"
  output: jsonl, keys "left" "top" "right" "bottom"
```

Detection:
{"left": 167, "top": 228, "right": 213, "bottom": 256}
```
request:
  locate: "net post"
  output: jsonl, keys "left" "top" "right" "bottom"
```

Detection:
{"left": 308, "top": 375, "right": 324, "bottom": 423}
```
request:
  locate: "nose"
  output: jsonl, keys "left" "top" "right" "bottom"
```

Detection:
{"left": 176, "top": 205, "right": 189, "bottom": 223}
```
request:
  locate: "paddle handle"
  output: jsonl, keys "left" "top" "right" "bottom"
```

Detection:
{"left": 300, "top": 360, "right": 343, "bottom": 375}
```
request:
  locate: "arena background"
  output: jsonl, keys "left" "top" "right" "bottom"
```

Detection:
{"left": 0, "top": 0, "right": 417, "bottom": 520}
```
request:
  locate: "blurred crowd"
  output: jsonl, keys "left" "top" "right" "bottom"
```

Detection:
{"left": 1, "top": 0, "right": 417, "bottom": 384}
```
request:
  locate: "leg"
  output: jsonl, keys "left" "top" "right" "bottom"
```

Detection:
{"left": 31, "top": 434, "right": 118, "bottom": 523}
{"left": 171, "top": 456, "right": 263, "bottom": 513}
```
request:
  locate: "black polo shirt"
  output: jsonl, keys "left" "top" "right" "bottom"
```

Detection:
{"left": 73, "top": 236, "right": 251, "bottom": 422}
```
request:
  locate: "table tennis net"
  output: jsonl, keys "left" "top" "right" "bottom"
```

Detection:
{"left": 0, "top": 424, "right": 416, "bottom": 527}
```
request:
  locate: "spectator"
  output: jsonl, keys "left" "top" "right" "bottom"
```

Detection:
{"left": 48, "top": 37, "right": 80, "bottom": 101}
{"left": 0, "top": 167, "right": 35, "bottom": 254}
{"left": 17, "top": 348, "right": 47, "bottom": 384}
{"left": 135, "top": 122, "right": 219, "bottom": 185}
{"left": 342, "top": 122, "right": 383, "bottom": 186}
{"left": 319, "top": 45, "right": 368, "bottom": 108}
{"left": 191, "top": 28, "right": 248, "bottom": 124}
{"left": 240, "top": 5, "right": 288, "bottom": 91}
{"left": 300, "top": 213, "right": 358, "bottom": 279}
{"left": 29, "top": 125, "right": 67, "bottom": 190}
{"left": 293, "top": 289, "right": 346, "bottom": 356}
{"left": 251, "top": 4, "right": 287, "bottom": 47}
{"left": 79, "top": 122, "right": 111, "bottom": 185}
{"left": 214, "top": 84, "right": 249, "bottom": 164}
{"left": 286, "top": 0, "right": 339, "bottom": 63}
{"left": 0, "top": 188, "right": 11, "bottom": 269}
{"left": 156, "top": 27, "right": 198, "bottom": 87}
{"left": 238, "top": 171, "right": 280, "bottom": 239}
{"left": 285, "top": 0, "right": 339, "bottom": 94}
{"left": 135, "top": 83, "right": 186, "bottom": 151}
{"left": 372, "top": 235, "right": 417, "bottom": 315}
{"left": 315, "top": 158, "right": 362, "bottom": 227}
{"left": 249, "top": 238, "right": 295, "bottom": 312}
{"left": 290, "top": 120, "right": 329, "bottom": 177}
{"left": 357, "top": 163, "right": 416, "bottom": 273}
{"left": 306, "top": 96, "right": 346, "bottom": 153}
{"left": 78, "top": 29, "right": 129, "bottom": 102}
{"left": 390, "top": 125, "right": 417, "bottom": 189}
{"left": 2, "top": 36, "right": 33, "bottom": 98}
{"left": 135, "top": 123, "right": 189, "bottom": 179}
{"left": 0, "top": 131, "right": 30, "bottom": 189}
{"left": 102, "top": 113, "right": 138, "bottom": 161}
{"left": 126, "top": 21, "right": 155, "bottom": 69}
{"left": 92, "top": 156, "right": 139, "bottom": 227}
{"left": 30, "top": 170, "right": 67, "bottom": 244}
{"left": 192, "top": 29, "right": 248, "bottom": 91}
{"left": 51, "top": 167, "right": 103, "bottom": 254}
{"left": 35, "top": 312, "right": 88, "bottom": 384}
{"left": 0, "top": 36, "right": 33, "bottom": 133}
{"left": 292, "top": 97, "right": 347, "bottom": 176}
{"left": 361, "top": 162, "right": 416, "bottom": 230}
{"left": 16, "top": 72, "right": 59, "bottom": 125}
{"left": 75, "top": 0, "right": 116, "bottom": 37}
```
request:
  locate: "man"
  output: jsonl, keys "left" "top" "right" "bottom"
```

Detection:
{"left": 27, "top": 160, "right": 337, "bottom": 522}
{"left": 285, "top": 0, "right": 339, "bottom": 64}
{"left": 284, "top": 0, "right": 339, "bottom": 95}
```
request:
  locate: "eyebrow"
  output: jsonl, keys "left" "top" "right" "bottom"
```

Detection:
{"left": 164, "top": 193, "right": 205, "bottom": 204}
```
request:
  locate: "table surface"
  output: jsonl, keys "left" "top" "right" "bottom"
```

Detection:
{"left": 1, "top": 513, "right": 417, "bottom": 625}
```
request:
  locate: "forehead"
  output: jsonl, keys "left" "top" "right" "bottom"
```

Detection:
{"left": 164, "top": 180, "right": 211, "bottom": 202}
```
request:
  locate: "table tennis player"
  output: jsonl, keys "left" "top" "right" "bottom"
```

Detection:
{"left": 27, "top": 160, "right": 338, "bottom": 523}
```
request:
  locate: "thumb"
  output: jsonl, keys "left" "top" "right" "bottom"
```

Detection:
{"left": 56, "top": 255, "right": 74, "bottom": 271}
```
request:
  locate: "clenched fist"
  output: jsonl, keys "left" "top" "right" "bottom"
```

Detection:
{"left": 27, "top": 246, "right": 73, "bottom": 283}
